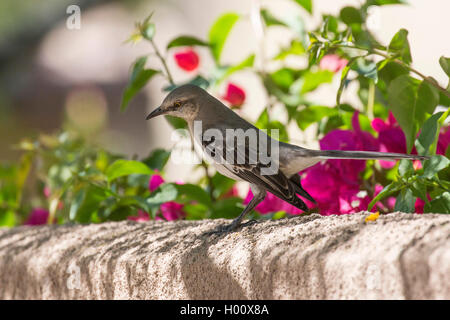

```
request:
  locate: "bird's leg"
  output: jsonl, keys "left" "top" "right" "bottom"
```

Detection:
{"left": 207, "top": 187, "right": 266, "bottom": 235}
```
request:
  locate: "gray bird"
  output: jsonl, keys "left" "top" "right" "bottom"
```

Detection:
{"left": 146, "top": 84, "right": 426, "bottom": 232}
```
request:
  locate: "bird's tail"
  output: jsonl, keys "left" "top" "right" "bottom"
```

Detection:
{"left": 309, "top": 149, "right": 428, "bottom": 161}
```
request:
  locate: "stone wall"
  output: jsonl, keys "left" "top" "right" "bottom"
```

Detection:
{"left": 0, "top": 212, "right": 448, "bottom": 299}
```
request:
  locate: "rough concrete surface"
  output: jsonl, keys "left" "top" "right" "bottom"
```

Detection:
{"left": 0, "top": 212, "right": 448, "bottom": 299}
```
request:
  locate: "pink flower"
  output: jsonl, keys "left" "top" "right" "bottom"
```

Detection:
{"left": 149, "top": 173, "right": 164, "bottom": 192}
{"left": 299, "top": 113, "right": 381, "bottom": 215}
{"left": 244, "top": 189, "right": 304, "bottom": 215}
{"left": 319, "top": 54, "right": 348, "bottom": 73}
{"left": 222, "top": 83, "right": 246, "bottom": 108}
{"left": 25, "top": 208, "right": 50, "bottom": 226}
{"left": 320, "top": 112, "right": 378, "bottom": 183}
{"left": 159, "top": 202, "right": 185, "bottom": 221}
{"left": 437, "top": 125, "right": 450, "bottom": 156}
{"left": 128, "top": 210, "right": 150, "bottom": 222}
{"left": 372, "top": 112, "right": 407, "bottom": 168}
{"left": 148, "top": 174, "right": 185, "bottom": 221}
{"left": 338, "top": 191, "right": 371, "bottom": 214}
{"left": 371, "top": 184, "right": 396, "bottom": 212}
{"left": 221, "top": 185, "right": 240, "bottom": 199}
{"left": 415, "top": 198, "right": 425, "bottom": 214}
{"left": 301, "top": 163, "right": 361, "bottom": 215}
{"left": 174, "top": 48, "right": 199, "bottom": 71}
{"left": 43, "top": 186, "right": 51, "bottom": 198}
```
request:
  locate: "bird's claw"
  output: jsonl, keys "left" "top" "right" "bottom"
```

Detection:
{"left": 204, "top": 219, "right": 258, "bottom": 236}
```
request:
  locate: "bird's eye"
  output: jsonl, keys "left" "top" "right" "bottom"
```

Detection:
{"left": 174, "top": 101, "right": 181, "bottom": 108}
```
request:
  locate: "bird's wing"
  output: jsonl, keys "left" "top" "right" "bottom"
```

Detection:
{"left": 200, "top": 126, "right": 307, "bottom": 211}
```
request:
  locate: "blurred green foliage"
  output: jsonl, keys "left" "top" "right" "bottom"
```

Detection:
{"left": 1, "top": 0, "right": 449, "bottom": 227}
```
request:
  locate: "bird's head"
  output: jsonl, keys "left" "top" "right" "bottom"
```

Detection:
{"left": 146, "top": 84, "right": 206, "bottom": 121}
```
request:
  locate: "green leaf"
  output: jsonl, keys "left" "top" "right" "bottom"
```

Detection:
{"left": 142, "top": 23, "right": 155, "bottom": 40}
{"left": 337, "top": 57, "right": 359, "bottom": 106}
{"left": 300, "top": 70, "right": 333, "bottom": 94}
{"left": 184, "top": 203, "right": 209, "bottom": 220}
{"left": 387, "top": 75, "right": 418, "bottom": 152}
{"left": 255, "top": 109, "right": 289, "bottom": 142}
{"left": 366, "top": 0, "right": 406, "bottom": 5}
{"left": 70, "top": 185, "right": 107, "bottom": 223}
{"left": 398, "top": 159, "right": 414, "bottom": 177}
{"left": 121, "top": 57, "right": 159, "bottom": 112}
{"left": 106, "top": 160, "right": 153, "bottom": 182}
{"left": 340, "top": 7, "right": 363, "bottom": 25}
{"left": 415, "top": 81, "right": 440, "bottom": 121}
{"left": 0, "top": 209, "right": 16, "bottom": 227}
{"left": 439, "top": 56, "right": 450, "bottom": 78}
{"left": 165, "top": 115, "right": 187, "bottom": 130}
{"left": 388, "top": 28, "right": 412, "bottom": 64}
{"left": 411, "top": 180, "right": 427, "bottom": 201}
{"left": 293, "top": 0, "right": 313, "bottom": 14}
{"left": 217, "top": 54, "right": 255, "bottom": 83}
{"left": 394, "top": 188, "right": 415, "bottom": 213}
{"left": 274, "top": 40, "right": 305, "bottom": 60}
{"left": 415, "top": 112, "right": 443, "bottom": 155}
{"left": 210, "top": 197, "right": 243, "bottom": 219}
{"left": 69, "top": 188, "right": 86, "bottom": 221}
{"left": 209, "top": 12, "right": 239, "bottom": 63}
{"left": 270, "top": 68, "right": 297, "bottom": 90}
{"left": 164, "top": 75, "right": 210, "bottom": 92}
{"left": 211, "top": 173, "right": 236, "bottom": 199}
{"left": 423, "top": 155, "right": 450, "bottom": 178}
{"left": 116, "top": 196, "right": 151, "bottom": 213}
{"left": 377, "top": 61, "right": 409, "bottom": 93}
{"left": 107, "top": 207, "right": 137, "bottom": 221}
{"left": 424, "top": 192, "right": 450, "bottom": 214}
{"left": 353, "top": 58, "right": 378, "bottom": 82}
{"left": 368, "top": 181, "right": 401, "bottom": 210}
{"left": 146, "top": 183, "right": 178, "bottom": 206}
{"left": 142, "top": 149, "right": 171, "bottom": 171}
{"left": 296, "top": 106, "right": 337, "bottom": 131}
{"left": 166, "top": 35, "right": 209, "bottom": 49}
{"left": 260, "top": 9, "right": 287, "bottom": 27}
{"left": 173, "top": 183, "right": 212, "bottom": 206}
{"left": 15, "top": 152, "right": 33, "bottom": 206}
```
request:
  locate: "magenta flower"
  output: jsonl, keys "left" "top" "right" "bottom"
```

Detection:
{"left": 25, "top": 208, "right": 50, "bottom": 226}
{"left": 148, "top": 173, "right": 185, "bottom": 221}
{"left": 300, "top": 112, "right": 381, "bottom": 215}
{"left": 174, "top": 48, "right": 200, "bottom": 71}
{"left": 437, "top": 125, "right": 450, "bottom": 155}
{"left": 149, "top": 173, "right": 165, "bottom": 192}
{"left": 221, "top": 185, "right": 240, "bottom": 199}
{"left": 222, "top": 83, "right": 246, "bottom": 108}
{"left": 43, "top": 186, "right": 51, "bottom": 198}
{"left": 128, "top": 210, "right": 150, "bottom": 222}
{"left": 371, "top": 112, "right": 407, "bottom": 168}
{"left": 160, "top": 202, "right": 185, "bottom": 221}
{"left": 320, "top": 112, "right": 378, "bottom": 183}
{"left": 319, "top": 54, "right": 348, "bottom": 73}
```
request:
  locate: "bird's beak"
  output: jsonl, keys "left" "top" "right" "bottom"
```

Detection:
{"left": 146, "top": 106, "right": 165, "bottom": 120}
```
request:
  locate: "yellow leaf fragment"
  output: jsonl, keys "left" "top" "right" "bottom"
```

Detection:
{"left": 365, "top": 211, "right": 380, "bottom": 223}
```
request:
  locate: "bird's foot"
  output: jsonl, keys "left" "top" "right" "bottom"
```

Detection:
{"left": 205, "top": 219, "right": 258, "bottom": 236}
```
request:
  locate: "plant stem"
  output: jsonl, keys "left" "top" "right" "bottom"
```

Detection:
{"left": 336, "top": 43, "right": 450, "bottom": 99}
{"left": 150, "top": 39, "right": 175, "bottom": 85}
{"left": 201, "top": 160, "right": 215, "bottom": 201}
{"left": 367, "top": 80, "right": 375, "bottom": 120}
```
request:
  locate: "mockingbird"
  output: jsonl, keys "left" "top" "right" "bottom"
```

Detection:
{"left": 146, "top": 84, "right": 426, "bottom": 232}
